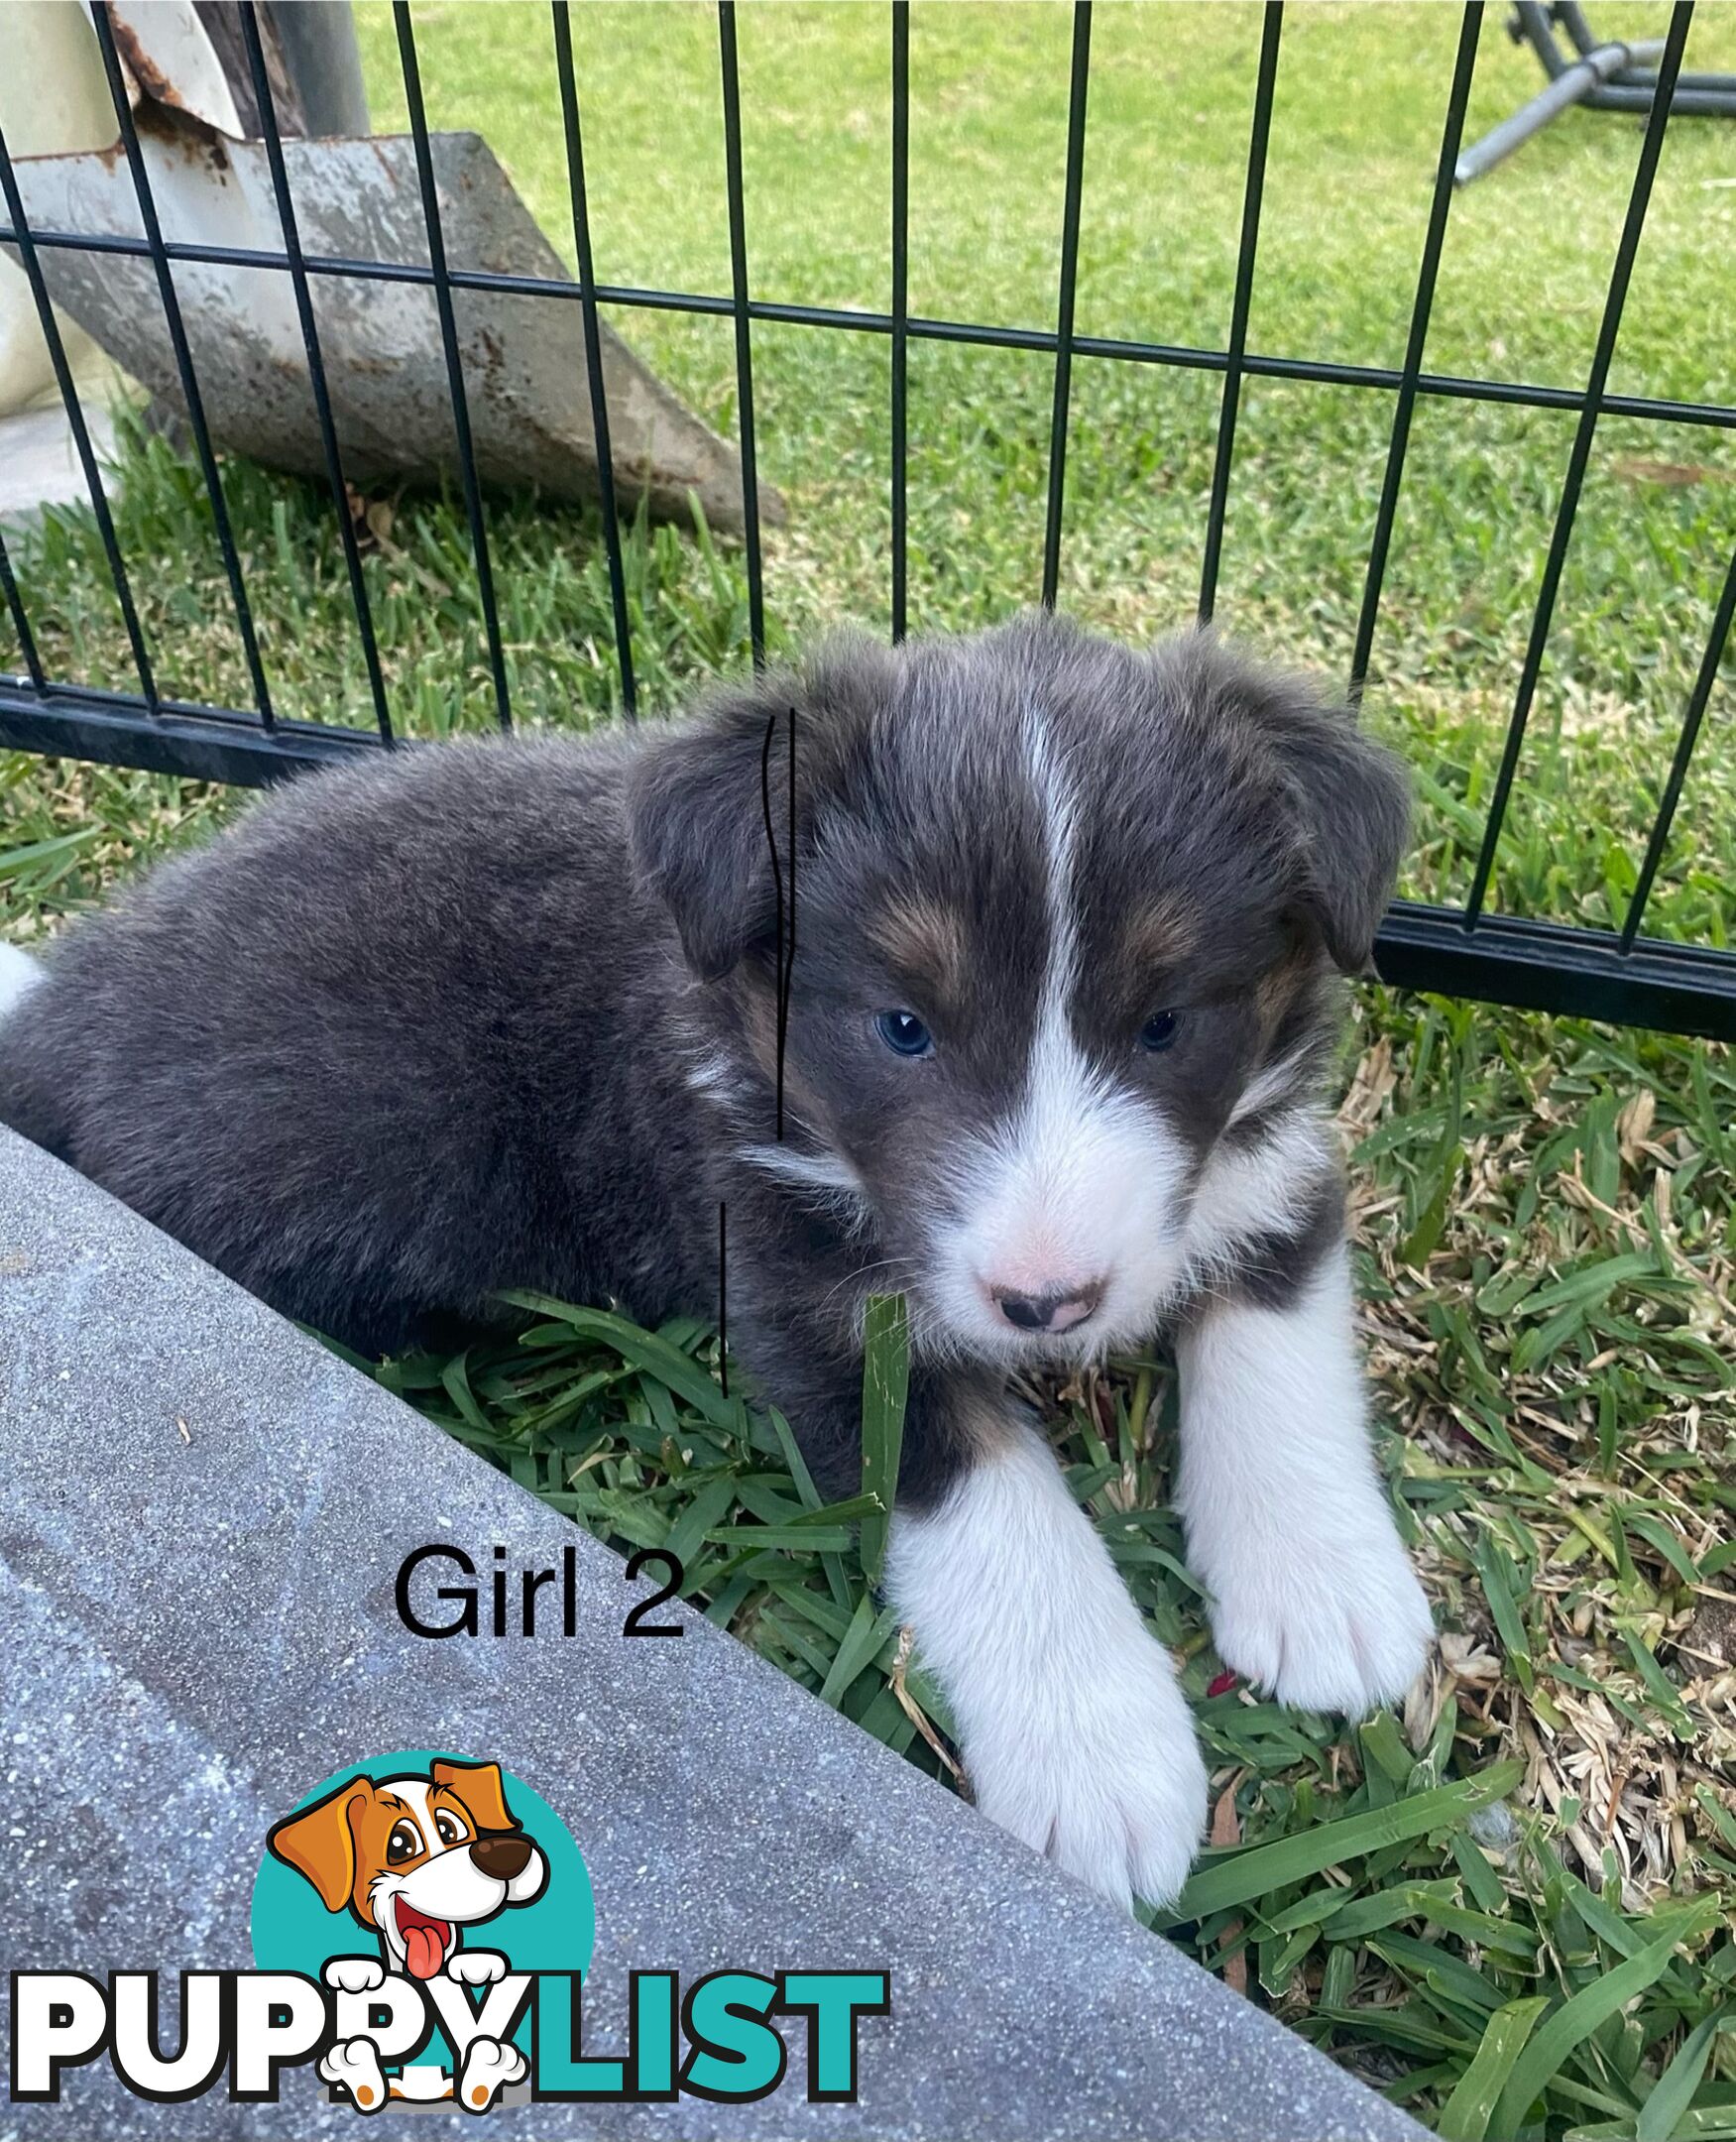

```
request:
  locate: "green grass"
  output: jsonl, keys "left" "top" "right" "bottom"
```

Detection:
{"left": 3, "top": 5, "right": 1735, "bottom": 2133}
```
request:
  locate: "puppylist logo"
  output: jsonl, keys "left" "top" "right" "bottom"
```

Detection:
{"left": 10, "top": 1749, "right": 888, "bottom": 2113}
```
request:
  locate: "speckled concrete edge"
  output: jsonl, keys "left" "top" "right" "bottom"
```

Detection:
{"left": 0, "top": 1125, "right": 1421, "bottom": 2141}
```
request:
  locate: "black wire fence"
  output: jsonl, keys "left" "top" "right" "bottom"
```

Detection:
{"left": 0, "top": 0, "right": 1732, "bottom": 1040}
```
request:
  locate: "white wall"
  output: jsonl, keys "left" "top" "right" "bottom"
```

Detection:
{"left": 0, "top": 1, "right": 117, "bottom": 414}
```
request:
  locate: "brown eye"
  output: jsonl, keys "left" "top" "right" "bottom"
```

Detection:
{"left": 387, "top": 1820, "right": 422, "bottom": 1865}
{"left": 433, "top": 1810, "right": 469, "bottom": 1847}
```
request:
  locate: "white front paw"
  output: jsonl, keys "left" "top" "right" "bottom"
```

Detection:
{"left": 967, "top": 1634, "right": 1208, "bottom": 1914}
{"left": 319, "top": 2037, "right": 388, "bottom": 2113}
{"left": 446, "top": 1949, "right": 507, "bottom": 1986}
{"left": 323, "top": 1957, "right": 386, "bottom": 1995}
{"left": 458, "top": 2037, "right": 527, "bottom": 2112}
{"left": 1207, "top": 1520, "right": 1433, "bottom": 1715}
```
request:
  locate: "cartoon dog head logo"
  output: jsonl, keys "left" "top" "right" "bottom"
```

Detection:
{"left": 267, "top": 1757, "right": 548, "bottom": 1981}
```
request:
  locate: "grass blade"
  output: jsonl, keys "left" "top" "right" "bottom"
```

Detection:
{"left": 818, "top": 1593, "right": 902, "bottom": 1708}
{"left": 1637, "top": 2013, "right": 1735, "bottom": 2142}
{"left": 1437, "top": 1997, "right": 1551, "bottom": 2142}
{"left": 1496, "top": 1904, "right": 1721, "bottom": 2136}
{"left": 1171, "top": 1761, "right": 1523, "bottom": 1921}
{"left": 496, "top": 1294, "right": 737, "bottom": 1427}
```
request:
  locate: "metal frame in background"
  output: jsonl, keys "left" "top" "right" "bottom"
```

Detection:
{"left": 1456, "top": 2, "right": 1736, "bottom": 183}
{"left": 0, "top": 1, "right": 1732, "bottom": 1040}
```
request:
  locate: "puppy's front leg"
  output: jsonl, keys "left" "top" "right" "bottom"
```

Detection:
{"left": 318, "top": 2038, "right": 389, "bottom": 2114}
{"left": 1176, "top": 1240, "right": 1433, "bottom": 1714}
{"left": 886, "top": 1393, "right": 1207, "bottom": 1912}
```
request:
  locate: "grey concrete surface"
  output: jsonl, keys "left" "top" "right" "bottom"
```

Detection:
{"left": 0, "top": 1125, "right": 1421, "bottom": 2140}
{"left": 0, "top": 401, "right": 119, "bottom": 532}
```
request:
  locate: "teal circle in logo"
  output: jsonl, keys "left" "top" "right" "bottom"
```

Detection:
{"left": 251, "top": 1749, "right": 594, "bottom": 1988}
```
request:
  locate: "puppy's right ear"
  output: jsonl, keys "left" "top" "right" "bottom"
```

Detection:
{"left": 627, "top": 688, "right": 784, "bottom": 981}
{"left": 627, "top": 641, "right": 889, "bottom": 981}
{"left": 267, "top": 1781, "right": 366, "bottom": 1913}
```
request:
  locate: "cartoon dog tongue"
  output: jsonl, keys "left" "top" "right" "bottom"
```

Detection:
{"left": 397, "top": 1902, "right": 450, "bottom": 1979}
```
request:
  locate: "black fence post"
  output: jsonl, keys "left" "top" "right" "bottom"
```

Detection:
{"left": 890, "top": 0, "right": 910, "bottom": 646}
{"left": 1199, "top": 1, "right": 1283, "bottom": 625}
{"left": 1041, "top": 2, "right": 1092, "bottom": 612}
{"left": 551, "top": 0, "right": 637, "bottom": 719}
{"left": 89, "top": 0, "right": 276, "bottom": 727}
{"left": 0, "top": 119, "right": 159, "bottom": 714}
{"left": 393, "top": 0, "right": 514, "bottom": 732}
{"left": 238, "top": 0, "right": 393, "bottom": 746}
{"left": 1463, "top": 1, "right": 1694, "bottom": 926}
{"left": 0, "top": 526, "right": 45, "bottom": 694}
{"left": 1349, "top": 2, "right": 1483, "bottom": 706}
{"left": 718, "top": 0, "right": 766, "bottom": 668}
{"left": 1620, "top": 543, "right": 1736, "bottom": 954}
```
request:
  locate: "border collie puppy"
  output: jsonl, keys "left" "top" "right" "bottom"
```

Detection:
{"left": 0, "top": 615, "right": 1433, "bottom": 1909}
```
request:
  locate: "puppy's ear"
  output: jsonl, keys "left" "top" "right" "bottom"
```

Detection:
{"left": 431, "top": 1757, "right": 517, "bottom": 1834}
{"left": 1215, "top": 645, "right": 1411, "bottom": 975}
{"left": 267, "top": 1781, "right": 366, "bottom": 1911}
{"left": 627, "top": 690, "right": 782, "bottom": 980}
{"left": 626, "top": 639, "right": 889, "bottom": 980}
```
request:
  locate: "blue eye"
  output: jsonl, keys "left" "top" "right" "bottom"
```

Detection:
{"left": 875, "top": 1010, "right": 933, "bottom": 1058}
{"left": 1139, "top": 1010, "right": 1181, "bottom": 1053}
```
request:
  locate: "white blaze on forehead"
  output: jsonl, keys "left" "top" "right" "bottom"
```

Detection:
{"left": 380, "top": 1776, "right": 439, "bottom": 1851}
{"left": 929, "top": 704, "right": 1190, "bottom": 1356}
{"left": 1023, "top": 701, "right": 1083, "bottom": 1030}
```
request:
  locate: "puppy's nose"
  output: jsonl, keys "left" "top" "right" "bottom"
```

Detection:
{"left": 991, "top": 1280, "right": 1103, "bottom": 1334}
{"left": 470, "top": 1833, "right": 532, "bottom": 1881}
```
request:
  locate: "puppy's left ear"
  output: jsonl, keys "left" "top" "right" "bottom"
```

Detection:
{"left": 432, "top": 1757, "right": 517, "bottom": 1834}
{"left": 1233, "top": 656, "right": 1411, "bottom": 974}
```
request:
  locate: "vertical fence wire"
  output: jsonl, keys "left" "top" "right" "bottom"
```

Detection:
{"left": 1620, "top": 541, "right": 1736, "bottom": 951}
{"left": 1463, "top": 0, "right": 1692, "bottom": 925}
{"left": 890, "top": 0, "right": 910, "bottom": 644}
{"left": 0, "top": 527, "right": 45, "bottom": 693}
{"left": 90, "top": 0, "right": 275, "bottom": 726}
{"left": 393, "top": 0, "right": 513, "bottom": 731}
{"left": 759, "top": 712, "right": 787, "bottom": 1134}
{"left": 1198, "top": 0, "right": 1283, "bottom": 624}
{"left": 551, "top": 0, "right": 637, "bottom": 718}
{"left": 718, "top": 1, "right": 766, "bottom": 666}
{"left": 717, "top": 1199, "right": 729, "bottom": 1397}
{"left": 1348, "top": 1, "right": 1482, "bottom": 706}
{"left": 0, "top": 122, "right": 159, "bottom": 713}
{"left": 1040, "top": 2, "right": 1093, "bottom": 611}
{"left": 238, "top": 1, "right": 392, "bottom": 745}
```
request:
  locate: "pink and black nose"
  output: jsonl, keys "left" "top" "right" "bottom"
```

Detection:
{"left": 990, "top": 1280, "right": 1103, "bottom": 1335}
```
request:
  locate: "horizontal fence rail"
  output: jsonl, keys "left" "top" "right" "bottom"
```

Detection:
{"left": 0, "top": 0, "right": 1732, "bottom": 1042}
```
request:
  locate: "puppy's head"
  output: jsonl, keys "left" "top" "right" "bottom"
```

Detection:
{"left": 630, "top": 615, "right": 1407, "bottom": 1362}
{"left": 267, "top": 1758, "right": 547, "bottom": 1979}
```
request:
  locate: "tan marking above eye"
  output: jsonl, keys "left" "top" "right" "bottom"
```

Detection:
{"left": 1254, "top": 938, "right": 1317, "bottom": 1035}
{"left": 1120, "top": 893, "right": 1200, "bottom": 976}
{"left": 867, "top": 896, "right": 966, "bottom": 996}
